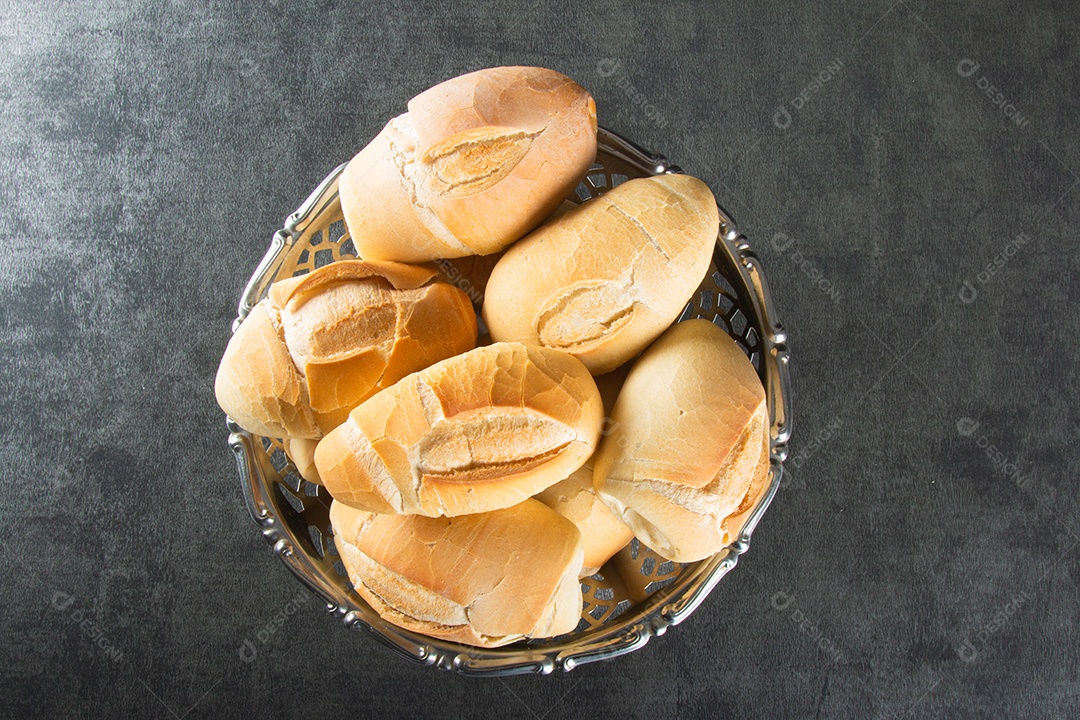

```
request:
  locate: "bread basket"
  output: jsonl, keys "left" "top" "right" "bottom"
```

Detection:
{"left": 226, "top": 127, "right": 792, "bottom": 675}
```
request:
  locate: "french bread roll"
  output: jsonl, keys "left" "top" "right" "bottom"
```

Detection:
{"left": 482, "top": 174, "right": 719, "bottom": 374}
{"left": 330, "top": 499, "right": 584, "bottom": 648}
{"left": 593, "top": 319, "right": 768, "bottom": 563}
{"left": 283, "top": 437, "right": 321, "bottom": 485}
{"left": 216, "top": 299, "right": 320, "bottom": 439}
{"left": 535, "top": 464, "right": 634, "bottom": 576}
{"left": 315, "top": 342, "right": 604, "bottom": 517}
{"left": 720, "top": 429, "right": 772, "bottom": 540}
{"left": 339, "top": 67, "right": 598, "bottom": 263}
{"left": 215, "top": 259, "right": 477, "bottom": 439}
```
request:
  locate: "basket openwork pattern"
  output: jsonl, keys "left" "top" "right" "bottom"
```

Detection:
{"left": 227, "top": 128, "right": 792, "bottom": 675}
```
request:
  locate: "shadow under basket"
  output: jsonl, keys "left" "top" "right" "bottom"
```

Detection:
{"left": 226, "top": 127, "right": 792, "bottom": 676}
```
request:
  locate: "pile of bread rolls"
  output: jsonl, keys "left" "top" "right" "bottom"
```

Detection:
{"left": 216, "top": 67, "right": 770, "bottom": 648}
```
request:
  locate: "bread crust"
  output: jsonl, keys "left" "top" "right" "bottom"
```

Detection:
{"left": 316, "top": 342, "right": 604, "bottom": 517}
{"left": 215, "top": 259, "right": 477, "bottom": 440}
{"left": 283, "top": 437, "right": 322, "bottom": 485}
{"left": 330, "top": 499, "right": 584, "bottom": 647}
{"left": 483, "top": 174, "right": 719, "bottom": 374}
{"left": 593, "top": 319, "right": 768, "bottom": 562}
{"left": 214, "top": 300, "right": 320, "bottom": 439}
{"left": 535, "top": 464, "right": 634, "bottom": 576}
{"left": 339, "top": 67, "right": 597, "bottom": 263}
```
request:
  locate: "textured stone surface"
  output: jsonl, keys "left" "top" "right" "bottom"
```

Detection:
{"left": 1, "top": 0, "right": 1078, "bottom": 717}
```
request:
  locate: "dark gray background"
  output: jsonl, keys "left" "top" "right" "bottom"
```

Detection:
{"left": 2, "top": 0, "right": 1077, "bottom": 717}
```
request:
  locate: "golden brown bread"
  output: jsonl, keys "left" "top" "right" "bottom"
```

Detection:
{"left": 482, "top": 174, "right": 720, "bottom": 374}
{"left": 720, "top": 429, "right": 772, "bottom": 541}
{"left": 330, "top": 499, "right": 584, "bottom": 647}
{"left": 315, "top": 342, "right": 604, "bottom": 517}
{"left": 215, "top": 259, "right": 477, "bottom": 439}
{"left": 339, "top": 67, "right": 598, "bottom": 262}
{"left": 593, "top": 319, "right": 768, "bottom": 562}
{"left": 283, "top": 437, "right": 321, "bottom": 485}
{"left": 534, "top": 464, "right": 634, "bottom": 576}
{"left": 215, "top": 300, "right": 320, "bottom": 439}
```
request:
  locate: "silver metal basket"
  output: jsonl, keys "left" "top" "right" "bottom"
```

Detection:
{"left": 227, "top": 127, "right": 792, "bottom": 675}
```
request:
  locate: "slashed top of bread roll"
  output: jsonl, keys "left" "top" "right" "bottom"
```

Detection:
{"left": 330, "top": 499, "right": 584, "bottom": 648}
{"left": 315, "top": 342, "right": 604, "bottom": 517}
{"left": 482, "top": 174, "right": 719, "bottom": 374}
{"left": 339, "top": 67, "right": 597, "bottom": 262}
{"left": 215, "top": 259, "right": 477, "bottom": 439}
